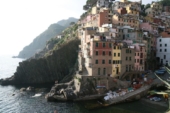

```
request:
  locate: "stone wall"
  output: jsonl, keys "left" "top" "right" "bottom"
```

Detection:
{"left": 74, "top": 74, "right": 130, "bottom": 94}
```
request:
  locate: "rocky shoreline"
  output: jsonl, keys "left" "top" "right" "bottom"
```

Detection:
{"left": 0, "top": 39, "right": 80, "bottom": 85}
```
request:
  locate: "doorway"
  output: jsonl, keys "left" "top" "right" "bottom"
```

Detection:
{"left": 116, "top": 67, "right": 119, "bottom": 74}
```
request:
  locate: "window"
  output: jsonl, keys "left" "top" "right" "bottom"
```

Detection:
{"left": 113, "top": 60, "right": 115, "bottom": 64}
{"left": 135, "top": 53, "right": 136, "bottom": 56}
{"left": 165, "top": 49, "right": 167, "bottom": 52}
{"left": 102, "top": 60, "right": 105, "bottom": 64}
{"left": 109, "top": 43, "right": 112, "bottom": 48}
{"left": 128, "top": 65, "right": 131, "bottom": 71}
{"left": 114, "top": 53, "right": 116, "bottom": 56}
{"left": 98, "top": 68, "right": 100, "bottom": 75}
{"left": 126, "top": 65, "right": 128, "bottom": 72}
{"left": 129, "top": 50, "right": 131, "bottom": 53}
{"left": 96, "top": 42, "right": 98, "bottom": 47}
{"left": 96, "top": 60, "right": 98, "bottom": 64}
{"left": 126, "top": 57, "right": 128, "bottom": 60}
{"left": 164, "top": 55, "right": 166, "bottom": 59}
{"left": 160, "top": 44, "right": 162, "bottom": 47}
{"left": 137, "top": 59, "right": 139, "bottom": 63}
{"left": 103, "top": 51, "right": 105, "bottom": 56}
{"left": 138, "top": 53, "right": 139, "bottom": 56}
{"left": 129, "top": 57, "right": 131, "bottom": 61}
{"left": 103, "top": 68, "right": 106, "bottom": 75}
{"left": 96, "top": 51, "right": 98, "bottom": 56}
{"left": 109, "top": 51, "right": 112, "bottom": 56}
{"left": 114, "top": 46, "right": 116, "bottom": 49}
{"left": 118, "top": 53, "right": 120, "bottom": 57}
{"left": 159, "top": 39, "right": 161, "bottom": 42}
{"left": 127, "top": 34, "right": 129, "bottom": 37}
{"left": 140, "top": 59, "right": 143, "bottom": 65}
{"left": 109, "top": 60, "right": 111, "bottom": 64}
{"left": 103, "top": 43, "right": 106, "bottom": 47}
{"left": 126, "top": 49, "right": 129, "bottom": 53}
{"left": 160, "top": 49, "right": 162, "bottom": 52}
{"left": 165, "top": 44, "right": 167, "bottom": 47}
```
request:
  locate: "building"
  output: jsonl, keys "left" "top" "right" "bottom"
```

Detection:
{"left": 156, "top": 29, "right": 170, "bottom": 65}
{"left": 80, "top": 35, "right": 113, "bottom": 76}
{"left": 98, "top": 8, "right": 112, "bottom": 27}
{"left": 151, "top": 2, "right": 163, "bottom": 16}
{"left": 164, "top": 6, "right": 170, "bottom": 13}
{"left": 57, "top": 34, "right": 64, "bottom": 39}
{"left": 112, "top": 42, "right": 135, "bottom": 78}
{"left": 116, "top": 26, "right": 135, "bottom": 40}
{"left": 112, "top": 43, "right": 122, "bottom": 77}
{"left": 134, "top": 44, "right": 146, "bottom": 71}
{"left": 112, "top": 13, "right": 139, "bottom": 29}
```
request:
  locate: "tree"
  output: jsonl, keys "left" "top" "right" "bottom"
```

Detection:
{"left": 70, "top": 22, "right": 75, "bottom": 26}
{"left": 145, "top": 4, "right": 151, "bottom": 10}
{"left": 160, "top": 0, "right": 170, "bottom": 6}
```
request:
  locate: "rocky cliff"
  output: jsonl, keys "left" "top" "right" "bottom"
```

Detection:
{"left": 17, "top": 17, "right": 78, "bottom": 59}
{"left": 1, "top": 39, "right": 80, "bottom": 85}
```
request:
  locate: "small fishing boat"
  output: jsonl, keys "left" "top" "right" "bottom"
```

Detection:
{"left": 155, "top": 71, "right": 165, "bottom": 75}
{"left": 157, "top": 69, "right": 166, "bottom": 72}
{"left": 85, "top": 85, "right": 151, "bottom": 109}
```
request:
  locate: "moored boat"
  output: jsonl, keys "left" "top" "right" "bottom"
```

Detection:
{"left": 101, "top": 85, "right": 151, "bottom": 107}
{"left": 85, "top": 85, "right": 151, "bottom": 109}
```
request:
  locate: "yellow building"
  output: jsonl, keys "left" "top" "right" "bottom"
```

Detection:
{"left": 112, "top": 43, "right": 122, "bottom": 78}
{"left": 112, "top": 14, "right": 139, "bottom": 29}
{"left": 112, "top": 43, "right": 135, "bottom": 78}
{"left": 91, "top": 6, "right": 100, "bottom": 14}
{"left": 126, "top": 5, "right": 139, "bottom": 16}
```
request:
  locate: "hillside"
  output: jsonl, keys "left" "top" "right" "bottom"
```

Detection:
{"left": 57, "top": 17, "right": 78, "bottom": 28}
{"left": 17, "top": 17, "right": 78, "bottom": 59}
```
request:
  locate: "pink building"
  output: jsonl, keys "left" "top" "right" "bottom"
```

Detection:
{"left": 83, "top": 35, "right": 113, "bottom": 76}
{"left": 133, "top": 44, "right": 146, "bottom": 71}
{"left": 140, "top": 23, "right": 153, "bottom": 31}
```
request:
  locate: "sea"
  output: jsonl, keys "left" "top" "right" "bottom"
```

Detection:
{"left": 0, "top": 55, "right": 167, "bottom": 113}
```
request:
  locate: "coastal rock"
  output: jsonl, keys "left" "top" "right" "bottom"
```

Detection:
{"left": 20, "top": 88, "right": 26, "bottom": 92}
{"left": 26, "top": 86, "right": 34, "bottom": 91}
{"left": 46, "top": 78, "right": 101, "bottom": 101}
{"left": 0, "top": 39, "right": 80, "bottom": 85}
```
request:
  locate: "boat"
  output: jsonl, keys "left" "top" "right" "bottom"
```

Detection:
{"left": 155, "top": 71, "right": 165, "bottom": 75}
{"left": 101, "top": 85, "right": 151, "bottom": 107}
{"left": 156, "top": 69, "right": 166, "bottom": 72}
{"left": 85, "top": 85, "right": 151, "bottom": 109}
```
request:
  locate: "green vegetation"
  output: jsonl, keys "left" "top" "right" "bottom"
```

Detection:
{"left": 44, "top": 23, "right": 79, "bottom": 57}
{"left": 145, "top": 4, "right": 151, "bottom": 9}
{"left": 86, "top": 0, "right": 97, "bottom": 6}
{"left": 160, "top": 0, "right": 170, "bottom": 6}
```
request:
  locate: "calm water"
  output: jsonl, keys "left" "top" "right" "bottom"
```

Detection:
{"left": 0, "top": 55, "right": 167, "bottom": 113}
